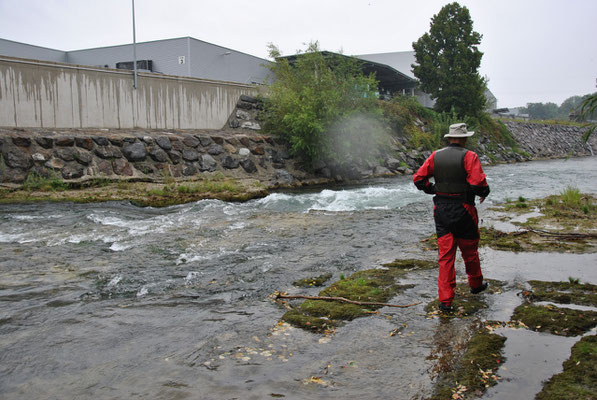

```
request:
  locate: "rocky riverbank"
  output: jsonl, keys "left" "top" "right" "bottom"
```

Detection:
{"left": 503, "top": 121, "right": 595, "bottom": 159}
{"left": 1, "top": 117, "right": 596, "bottom": 205}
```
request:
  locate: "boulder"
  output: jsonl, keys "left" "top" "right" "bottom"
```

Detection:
{"left": 197, "top": 136, "right": 213, "bottom": 147}
{"left": 75, "top": 136, "right": 95, "bottom": 151}
{"left": 240, "top": 95, "right": 259, "bottom": 103}
{"left": 275, "top": 169, "right": 294, "bottom": 185}
{"left": 135, "top": 163, "right": 155, "bottom": 175}
{"left": 55, "top": 136, "right": 74, "bottom": 147}
{"left": 123, "top": 142, "right": 147, "bottom": 161}
{"left": 207, "top": 144, "right": 224, "bottom": 156}
{"left": 236, "top": 110, "right": 251, "bottom": 120}
{"left": 223, "top": 143, "right": 237, "bottom": 154}
{"left": 36, "top": 137, "right": 54, "bottom": 149}
{"left": 236, "top": 101, "right": 254, "bottom": 110}
{"left": 96, "top": 160, "right": 113, "bottom": 175}
{"left": 385, "top": 157, "right": 402, "bottom": 171}
{"left": 182, "top": 149, "right": 199, "bottom": 162}
{"left": 12, "top": 137, "right": 31, "bottom": 147}
{"left": 61, "top": 164, "right": 85, "bottom": 179}
{"left": 241, "top": 121, "right": 261, "bottom": 130}
{"left": 55, "top": 147, "right": 76, "bottom": 162}
{"left": 155, "top": 136, "right": 172, "bottom": 150}
{"left": 45, "top": 158, "right": 65, "bottom": 170}
{"left": 149, "top": 147, "right": 169, "bottom": 162}
{"left": 199, "top": 154, "right": 218, "bottom": 172}
{"left": 222, "top": 155, "right": 240, "bottom": 169}
{"left": 225, "top": 137, "right": 241, "bottom": 146}
{"left": 168, "top": 150, "right": 182, "bottom": 164}
{"left": 32, "top": 153, "right": 46, "bottom": 162}
{"left": 182, "top": 164, "right": 198, "bottom": 176}
{"left": 250, "top": 146, "right": 265, "bottom": 155}
{"left": 238, "top": 136, "right": 251, "bottom": 147}
{"left": 92, "top": 136, "right": 110, "bottom": 146}
{"left": 170, "top": 138, "right": 184, "bottom": 152}
{"left": 3, "top": 147, "right": 32, "bottom": 169}
{"left": 240, "top": 158, "right": 257, "bottom": 173}
{"left": 75, "top": 151, "right": 93, "bottom": 166}
{"left": 112, "top": 159, "right": 133, "bottom": 176}
{"left": 183, "top": 136, "right": 200, "bottom": 148}
{"left": 210, "top": 136, "right": 224, "bottom": 145}
{"left": 95, "top": 145, "right": 122, "bottom": 159}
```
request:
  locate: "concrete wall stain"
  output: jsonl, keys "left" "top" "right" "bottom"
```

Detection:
{"left": 0, "top": 57, "right": 258, "bottom": 130}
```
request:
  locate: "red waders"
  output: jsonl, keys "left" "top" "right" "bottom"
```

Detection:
{"left": 435, "top": 202, "right": 483, "bottom": 305}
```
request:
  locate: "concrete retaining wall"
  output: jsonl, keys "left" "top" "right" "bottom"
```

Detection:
{"left": 0, "top": 56, "right": 258, "bottom": 130}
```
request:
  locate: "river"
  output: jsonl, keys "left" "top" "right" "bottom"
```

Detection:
{"left": 1, "top": 157, "right": 596, "bottom": 399}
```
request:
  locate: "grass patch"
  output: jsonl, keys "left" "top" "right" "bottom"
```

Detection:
{"left": 176, "top": 179, "right": 241, "bottom": 194}
{"left": 293, "top": 273, "right": 333, "bottom": 288}
{"left": 281, "top": 259, "right": 429, "bottom": 333}
{"left": 536, "top": 334, "right": 597, "bottom": 400}
{"left": 1, "top": 178, "right": 267, "bottom": 207}
{"left": 524, "top": 280, "right": 597, "bottom": 307}
{"left": 426, "top": 280, "right": 505, "bottom": 317}
{"left": 480, "top": 227, "right": 592, "bottom": 253}
{"left": 22, "top": 172, "right": 69, "bottom": 191}
{"left": 430, "top": 326, "right": 506, "bottom": 400}
{"left": 526, "top": 189, "right": 597, "bottom": 229}
{"left": 511, "top": 304, "right": 597, "bottom": 336}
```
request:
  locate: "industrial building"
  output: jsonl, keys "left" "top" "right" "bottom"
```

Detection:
{"left": 0, "top": 36, "right": 271, "bottom": 85}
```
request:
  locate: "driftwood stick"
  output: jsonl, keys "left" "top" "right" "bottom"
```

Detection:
{"left": 522, "top": 227, "right": 597, "bottom": 239}
{"left": 273, "top": 292, "right": 421, "bottom": 308}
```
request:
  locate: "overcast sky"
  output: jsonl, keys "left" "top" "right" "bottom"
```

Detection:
{"left": 0, "top": 0, "right": 595, "bottom": 108}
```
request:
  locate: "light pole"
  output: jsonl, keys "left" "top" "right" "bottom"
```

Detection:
{"left": 132, "top": 0, "right": 138, "bottom": 89}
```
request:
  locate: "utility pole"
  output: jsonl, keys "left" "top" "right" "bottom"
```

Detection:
{"left": 132, "top": 0, "right": 138, "bottom": 89}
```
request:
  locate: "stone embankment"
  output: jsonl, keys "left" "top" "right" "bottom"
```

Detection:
{"left": 503, "top": 121, "right": 596, "bottom": 158}
{"left": 0, "top": 127, "right": 312, "bottom": 187}
{"left": 0, "top": 117, "right": 595, "bottom": 189}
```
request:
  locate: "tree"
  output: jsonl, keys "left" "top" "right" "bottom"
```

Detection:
{"left": 578, "top": 92, "right": 597, "bottom": 141}
{"left": 412, "top": 2, "right": 486, "bottom": 117}
{"left": 559, "top": 95, "right": 585, "bottom": 119}
{"left": 263, "top": 41, "right": 386, "bottom": 167}
{"left": 525, "top": 102, "right": 560, "bottom": 120}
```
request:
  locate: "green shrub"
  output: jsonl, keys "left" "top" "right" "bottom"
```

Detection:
{"left": 262, "top": 41, "right": 387, "bottom": 167}
{"left": 560, "top": 186, "right": 583, "bottom": 208}
{"left": 22, "top": 172, "right": 68, "bottom": 191}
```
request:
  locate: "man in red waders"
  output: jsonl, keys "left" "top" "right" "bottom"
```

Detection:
{"left": 413, "top": 123, "right": 490, "bottom": 312}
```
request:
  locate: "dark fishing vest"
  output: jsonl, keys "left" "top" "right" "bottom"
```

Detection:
{"left": 433, "top": 145, "right": 470, "bottom": 196}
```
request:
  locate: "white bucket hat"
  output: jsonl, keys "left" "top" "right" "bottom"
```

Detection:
{"left": 444, "top": 123, "right": 475, "bottom": 138}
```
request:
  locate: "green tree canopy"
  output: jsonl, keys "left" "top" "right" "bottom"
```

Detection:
{"left": 517, "top": 93, "right": 596, "bottom": 121}
{"left": 263, "top": 42, "right": 386, "bottom": 167}
{"left": 559, "top": 95, "right": 585, "bottom": 118}
{"left": 412, "top": 2, "right": 486, "bottom": 117}
{"left": 579, "top": 92, "right": 597, "bottom": 141}
{"left": 523, "top": 102, "right": 561, "bottom": 120}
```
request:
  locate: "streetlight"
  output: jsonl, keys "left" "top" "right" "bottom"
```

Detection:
{"left": 132, "top": 0, "right": 138, "bottom": 89}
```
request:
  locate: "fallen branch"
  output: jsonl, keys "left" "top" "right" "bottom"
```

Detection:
{"left": 522, "top": 227, "right": 597, "bottom": 239}
{"left": 272, "top": 291, "right": 421, "bottom": 309}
